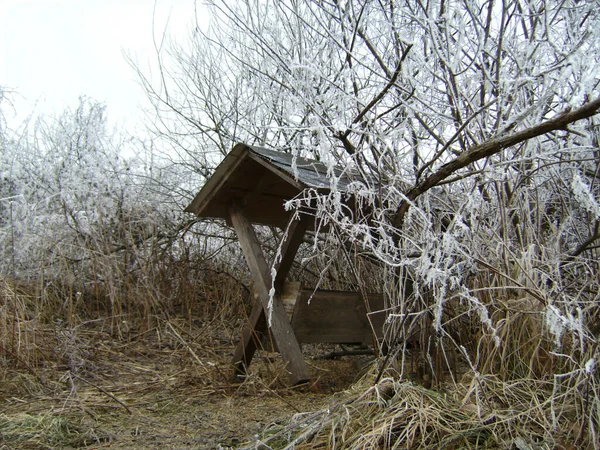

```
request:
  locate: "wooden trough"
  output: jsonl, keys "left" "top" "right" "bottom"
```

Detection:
{"left": 185, "top": 143, "right": 386, "bottom": 384}
{"left": 292, "top": 289, "right": 386, "bottom": 345}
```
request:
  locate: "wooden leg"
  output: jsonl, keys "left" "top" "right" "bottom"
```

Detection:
{"left": 229, "top": 204, "right": 310, "bottom": 385}
{"left": 273, "top": 217, "right": 309, "bottom": 290}
{"left": 231, "top": 300, "right": 266, "bottom": 376}
{"left": 231, "top": 211, "right": 308, "bottom": 377}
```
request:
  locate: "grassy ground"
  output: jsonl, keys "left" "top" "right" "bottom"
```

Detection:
{"left": 2, "top": 277, "right": 598, "bottom": 449}
{"left": 0, "top": 315, "right": 369, "bottom": 449}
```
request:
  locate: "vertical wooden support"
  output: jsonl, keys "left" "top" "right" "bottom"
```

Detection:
{"left": 229, "top": 204, "right": 310, "bottom": 385}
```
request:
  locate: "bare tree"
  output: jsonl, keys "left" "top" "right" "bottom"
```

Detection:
{"left": 137, "top": 1, "right": 600, "bottom": 439}
{"left": 138, "top": 1, "right": 599, "bottom": 285}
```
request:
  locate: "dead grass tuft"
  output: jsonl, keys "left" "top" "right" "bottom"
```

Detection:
{"left": 0, "top": 412, "right": 107, "bottom": 449}
{"left": 248, "top": 355, "right": 599, "bottom": 449}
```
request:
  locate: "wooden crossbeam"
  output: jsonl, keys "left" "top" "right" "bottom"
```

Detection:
{"left": 291, "top": 290, "right": 386, "bottom": 345}
{"left": 229, "top": 204, "right": 310, "bottom": 385}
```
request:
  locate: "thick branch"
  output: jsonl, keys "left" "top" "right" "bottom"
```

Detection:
{"left": 392, "top": 97, "right": 600, "bottom": 228}
{"left": 565, "top": 220, "right": 600, "bottom": 263}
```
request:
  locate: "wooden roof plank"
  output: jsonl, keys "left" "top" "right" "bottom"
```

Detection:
{"left": 247, "top": 152, "right": 305, "bottom": 190}
{"left": 184, "top": 143, "right": 249, "bottom": 215}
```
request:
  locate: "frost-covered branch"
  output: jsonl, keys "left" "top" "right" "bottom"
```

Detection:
{"left": 393, "top": 97, "right": 600, "bottom": 228}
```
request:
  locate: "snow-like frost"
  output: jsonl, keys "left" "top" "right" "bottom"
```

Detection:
{"left": 585, "top": 358, "right": 596, "bottom": 374}
{"left": 571, "top": 173, "right": 600, "bottom": 221}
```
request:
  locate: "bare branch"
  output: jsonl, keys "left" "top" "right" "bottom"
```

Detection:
{"left": 393, "top": 97, "right": 600, "bottom": 228}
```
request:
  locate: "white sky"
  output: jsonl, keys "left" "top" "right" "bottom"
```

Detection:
{"left": 1, "top": 0, "right": 204, "bottom": 134}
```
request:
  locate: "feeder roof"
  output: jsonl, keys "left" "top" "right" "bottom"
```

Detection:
{"left": 184, "top": 143, "right": 355, "bottom": 229}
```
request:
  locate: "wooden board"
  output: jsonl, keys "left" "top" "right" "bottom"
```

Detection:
{"left": 258, "top": 282, "right": 301, "bottom": 352}
{"left": 281, "top": 281, "right": 301, "bottom": 317}
{"left": 291, "top": 290, "right": 386, "bottom": 345}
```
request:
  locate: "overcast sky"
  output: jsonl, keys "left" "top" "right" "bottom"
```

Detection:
{"left": 1, "top": 0, "right": 203, "bottom": 133}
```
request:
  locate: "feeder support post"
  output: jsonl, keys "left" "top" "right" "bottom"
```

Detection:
{"left": 229, "top": 204, "right": 310, "bottom": 385}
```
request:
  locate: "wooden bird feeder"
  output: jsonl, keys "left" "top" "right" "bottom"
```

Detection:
{"left": 185, "top": 143, "right": 386, "bottom": 384}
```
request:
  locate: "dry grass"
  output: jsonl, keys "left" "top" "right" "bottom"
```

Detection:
{"left": 2, "top": 257, "right": 599, "bottom": 449}
{"left": 243, "top": 290, "right": 600, "bottom": 450}
{"left": 249, "top": 368, "right": 597, "bottom": 449}
{"left": 0, "top": 412, "right": 100, "bottom": 449}
{"left": 0, "top": 312, "right": 345, "bottom": 448}
{"left": 0, "top": 274, "right": 360, "bottom": 449}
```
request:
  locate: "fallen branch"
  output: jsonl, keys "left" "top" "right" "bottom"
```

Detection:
{"left": 313, "top": 348, "right": 375, "bottom": 360}
{"left": 71, "top": 372, "right": 132, "bottom": 415}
